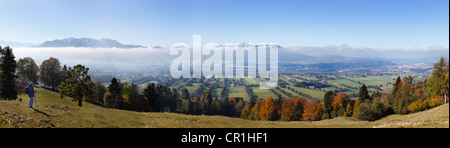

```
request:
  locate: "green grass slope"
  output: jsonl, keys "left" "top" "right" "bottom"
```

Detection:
{"left": 373, "top": 103, "right": 449, "bottom": 128}
{"left": 1, "top": 87, "right": 448, "bottom": 128}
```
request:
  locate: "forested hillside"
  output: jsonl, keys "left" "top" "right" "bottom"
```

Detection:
{"left": 1, "top": 87, "right": 448, "bottom": 128}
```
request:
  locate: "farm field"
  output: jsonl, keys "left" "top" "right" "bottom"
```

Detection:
{"left": 251, "top": 87, "right": 276, "bottom": 100}
{"left": 291, "top": 87, "right": 326, "bottom": 100}
{"left": 154, "top": 72, "right": 421, "bottom": 100}
{"left": 226, "top": 87, "right": 250, "bottom": 101}
{"left": 327, "top": 79, "right": 361, "bottom": 88}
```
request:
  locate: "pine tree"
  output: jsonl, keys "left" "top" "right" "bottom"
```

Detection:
{"left": 359, "top": 84, "right": 370, "bottom": 102}
{"left": 170, "top": 88, "right": 179, "bottom": 112}
{"left": 181, "top": 89, "right": 190, "bottom": 100}
{"left": 181, "top": 89, "right": 192, "bottom": 114}
{"left": 200, "top": 91, "right": 213, "bottom": 114}
{"left": 94, "top": 81, "right": 106, "bottom": 104}
{"left": 346, "top": 102, "right": 353, "bottom": 117}
{"left": 183, "top": 97, "right": 193, "bottom": 114}
{"left": 144, "top": 83, "right": 159, "bottom": 112}
{"left": 322, "top": 91, "right": 335, "bottom": 119}
{"left": 427, "top": 57, "right": 449, "bottom": 103}
{"left": 274, "top": 96, "right": 283, "bottom": 120}
{"left": 106, "top": 77, "right": 122, "bottom": 109}
{"left": 392, "top": 76, "right": 401, "bottom": 98}
{"left": 0, "top": 46, "right": 17, "bottom": 100}
{"left": 293, "top": 98, "right": 304, "bottom": 120}
{"left": 445, "top": 72, "right": 449, "bottom": 103}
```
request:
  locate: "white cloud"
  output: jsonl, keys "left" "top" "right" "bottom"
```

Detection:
{"left": 13, "top": 47, "right": 172, "bottom": 69}
{"left": 286, "top": 45, "right": 449, "bottom": 58}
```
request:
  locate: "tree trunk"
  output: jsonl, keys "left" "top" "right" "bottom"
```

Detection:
{"left": 78, "top": 100, "right": 83, "bottom": 107}
{"left": 445, "top": 94, "right": 447, "bottom": 104}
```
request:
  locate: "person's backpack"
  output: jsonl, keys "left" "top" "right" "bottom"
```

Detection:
{"left": 25, "top": 86, "right": 29, "bottom": 94}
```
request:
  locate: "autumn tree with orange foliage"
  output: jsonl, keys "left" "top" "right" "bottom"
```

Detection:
{"left": 252, "top": 99, "right": 263, "bottom": 120}
{"left": 302, "top": 100, "right": 323, "bottom": 121}
{"left": 332, "top": 93, "right": 353, "bottom": 117}
{"left": 243, "top": 97, "right": 309, "bottom": 121}
{"left": 243, "top": 58, "right": 447, "bottom": 122}
{"left": 280, "top": 99, "right": 295, "bottom": 121}
{"left": 259, "top": 97, "right": 277, "bottom": 121}
{"left": 280, "top": 97, "right": 306, "bottom": 121}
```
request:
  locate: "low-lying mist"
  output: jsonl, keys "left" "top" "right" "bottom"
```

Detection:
{"left": 14, "top": 47, "right": 173, "bottom": 72}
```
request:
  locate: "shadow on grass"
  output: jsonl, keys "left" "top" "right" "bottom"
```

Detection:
{"left": 33, "top": 108, "right": 51, "bottom": 117}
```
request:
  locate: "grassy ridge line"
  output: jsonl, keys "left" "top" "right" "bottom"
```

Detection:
{"left": 1, "top": 87, "right": 448, "bottom": 128}
{"left": 373, "top": 103, "right": 449, "bottom": 128}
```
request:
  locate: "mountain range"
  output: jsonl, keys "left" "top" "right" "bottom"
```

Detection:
{"left": 5, "top": 37, "right": 447, "bottom": 61}
{"left": 36, "top": 37, "right": 146, "bottom": 48}
{"left": 6, "top": 37, "right": 448, "bottom": 69}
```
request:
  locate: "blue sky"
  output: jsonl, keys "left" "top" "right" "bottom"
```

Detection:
{"left": 0, "top": 0, "right": 448, "bottom": 49}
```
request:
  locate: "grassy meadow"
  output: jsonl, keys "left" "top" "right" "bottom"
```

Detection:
{"left": 1, "top": 87, "right": 448, "bottom": 128}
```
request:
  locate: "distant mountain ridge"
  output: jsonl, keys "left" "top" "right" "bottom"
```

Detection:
{"left": 36, "top": 37, "right": 146, "bottom": 48}
{"left": 0, "top": 41, "right": 38, "bottom": 47}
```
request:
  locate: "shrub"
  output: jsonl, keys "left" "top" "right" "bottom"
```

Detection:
{"left": 357, "top": 103, "right": 374, "bottom": 121}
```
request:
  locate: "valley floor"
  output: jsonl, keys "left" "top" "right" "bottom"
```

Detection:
{"left": 1, "top": 88, "right": 448, "bottom": 128}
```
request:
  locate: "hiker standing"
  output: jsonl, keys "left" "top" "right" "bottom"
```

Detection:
{"left": 27, "top": 82, "right": 36, "bottom": 108}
